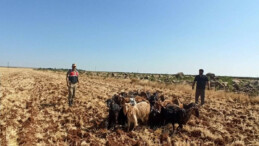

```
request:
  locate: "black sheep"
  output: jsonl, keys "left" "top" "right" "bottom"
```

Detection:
{"left": 118, "top": 107, "right": 127, "bottom": 127}
{"left": 162, "top": 104, "right": 199, "bottom": 134}
{"left": 183, "top": 102, "right": 197, "bottom": 109}
{"left": 106, "top": 99, "right": 122, "bottom": 130}
{"left": 149, "top": 106, "right": 163, "bottom": 129}
{"left": 148, "top": 92, "right": 159, "bottom": 107}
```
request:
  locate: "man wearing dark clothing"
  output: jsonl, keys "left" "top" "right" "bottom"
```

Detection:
{"left": 192, "top": 69, "right": 210, "bottom": 105}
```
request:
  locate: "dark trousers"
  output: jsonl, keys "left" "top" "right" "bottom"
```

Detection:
{"left": 195, "top": 88, "right": 205, "bottom": 105}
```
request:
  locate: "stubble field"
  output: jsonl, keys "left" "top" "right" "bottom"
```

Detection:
{"left": 0, "top": 67, "right": 259, "bottom": 146}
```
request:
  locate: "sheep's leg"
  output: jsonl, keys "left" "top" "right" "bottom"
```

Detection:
{"left": 108, "top": 118, "right": 112, "bottom": 130}
{"left": 112, "top": 121, "right": 116, "bottom": 130}
{"left": 171, "top": 124, "right": 175, "bottom": 135}
{"left": 123, "top": 119, "right": 127, "bottom": 128}
{"left": 127, "top": 121, "right": 131, "bottom": 132}
{"left": 177, "top": 124, "right": 183, "bottom": 132}
{"left": 144, "top": 115, "right": 149, "bottom": 125}
{"left": 133, "top": 115, "right": 138, "bottom": 130}
{"left": 141, "top": 117, "right": 145, "bottom": 125}
{"left": 150, "top": 121, "right": 154, "bottom": 129}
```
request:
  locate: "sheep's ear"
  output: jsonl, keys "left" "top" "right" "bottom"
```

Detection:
{"left": 123, "top": 106, "right": 127, "bottom": 114}
{"left": 158, "top": 101, "right": 163, "bottom": 106}
{"left": 179, "top": 103, "right": 184, "bottom": 109}
{"left": 177, "top": 97, "right": 183, "bottom": 104}
{"left": 121, "top": 98, "right": 126, "bottom": 105}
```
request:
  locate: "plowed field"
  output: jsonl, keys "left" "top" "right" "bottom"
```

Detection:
{"left": 0, "top": 68, "right": 259, "bottom": 145}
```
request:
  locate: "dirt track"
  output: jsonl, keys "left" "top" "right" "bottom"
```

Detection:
{"left": 0, "top": 68, "right": 259, "bottom": 146}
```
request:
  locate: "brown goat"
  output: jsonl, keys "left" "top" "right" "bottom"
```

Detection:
{"left": 123, "top": 101, "right": 150, "bottom": 131}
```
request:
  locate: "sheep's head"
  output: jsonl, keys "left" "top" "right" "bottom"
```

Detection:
{"left": 179, "top": 103, "right": 184, "bottom": 109}
{"left": 172, "top": 98, "right": 181, "bottom": 106}
{"left": 118, "top": 96, "right": 126, "bottom": 106}
{"left": 140, "top": 91, "right": 147, "bottom": 98}
{"left": 112, "top": 94, "right": 121, "bottom": 105}
{"left": 183, "top": 102, "right": 197, "bottom": 109}
{"left": 123, "top": 103, "right": 130, "bottom": 115}
{"left": 130, "top": 98, "right": 136, "bottom": 106}
{"left": 149, "top": 94, "right": 158, "bottom": 106}
{"left": 153, "top": 101, "right": 162, "bottom": 113}
{"left": 159, "top": 95, "right": 165, "bottom": 102}
{"left": 106, "top": 99, "right": 113, "bottom": 108}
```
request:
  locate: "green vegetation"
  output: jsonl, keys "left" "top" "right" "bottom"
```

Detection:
{"left": 218, "top": 76, "right": 233, "bottom": 85}
{"left": 34, "top": 68, "right": 258, "bottom": 96}
{"left": 181, "top": 75, "right": 195, "bottom": 81}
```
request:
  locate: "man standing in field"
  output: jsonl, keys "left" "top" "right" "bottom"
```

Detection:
{"left": 192, "top": 69, "right": 210, "bottom": 105}
{"left": 66, "top": 64, "right": 79, "bottom": 106}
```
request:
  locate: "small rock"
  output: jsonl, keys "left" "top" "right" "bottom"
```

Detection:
{"left": 206, "top": 73, "right": 216, "bottom": 80}
{"left": 175, "top": 72, "right": 184, "bottom": 79}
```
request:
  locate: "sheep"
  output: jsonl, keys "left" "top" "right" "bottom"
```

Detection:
{"left": 108, "top": 92, "right": 198, "bottom": 132}
{"left": 160, "top": 97, "right": 184, "bottom": 108}
{"left": 161, "top": 99, "right": 173, "bottom": 107}
{"left": 149, "top": 101, "right": 164, "bottom": 129}
{"left": 106, "top": 99, "right": 113, "bottom": 107}
{"left": 183, "top": 102, "right": 197, "bottom": 109}
{"left": 162, "top": 104, "right": 199, "bottom": 134}
{"left": 148, "top": 92, "right": 159, "bottom": 106}
{"left": 106, "top": 99, "right": 122, "bottom": 130}
{"left": 129, "top": 98, "right": 137, "bottom": 105}
{"left": 149, "top": 99, "right": 189, "bottom": 129}
{"left": 107, "top": 97, "right": 128, "bottom": 127}
{"left": 172, "top": 98, "right": 184, "bottom": 108}
{"left": 159, "top": 94, "right": 165, "bottom": 101}
{"left": 123, "top": 101, "right": 151, "bottom": 131}
{"left": 119, "top": 92, "right": 128, "bottom": 98}
{"left": 112, "top": 94, "right": 129, "bottom": 106}
{"left": 123, "top": 103, "right": 138, "bottom": 131}
{"left": 135, "top": 96, "right": 148, "bottom": 103}
{"left": 118, "top": 107, "right": 127, "bottom": 126}
{"left": 128, "top": 90, "right": 138, "bottom": 96}
{"left": 139, "top": 91, "right": 148, "bottom": 98}
{"left": 112, "top": 94, "right": 123, "bottom": 105}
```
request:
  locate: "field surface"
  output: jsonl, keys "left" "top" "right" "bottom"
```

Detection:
{"left": 0, "top": 68, "right": 259, "bottom": 146}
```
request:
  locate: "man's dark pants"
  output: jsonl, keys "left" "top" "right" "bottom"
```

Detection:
{"left": 195, "top": 88, "right": 205, "bottom": 105}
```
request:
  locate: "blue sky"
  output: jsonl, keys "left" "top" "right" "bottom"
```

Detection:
{"left": 0, "top": 0, "right": 259, "bottom": 77}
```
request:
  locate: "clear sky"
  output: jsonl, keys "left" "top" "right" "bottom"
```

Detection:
{"left": 0, "top": 0, "right": 259, "bottom": 77}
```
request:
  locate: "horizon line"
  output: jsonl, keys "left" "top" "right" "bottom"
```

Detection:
{"left": 1, "top": 66, "right": 259, "bottom": 79}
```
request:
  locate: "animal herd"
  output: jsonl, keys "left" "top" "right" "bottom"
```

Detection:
{"left": 106, "top": 91, "right": 200, "bottom": 134}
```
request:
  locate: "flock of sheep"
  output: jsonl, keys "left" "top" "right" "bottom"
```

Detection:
{"left": 106, "top": 91, "right": 200, "bottom": 134}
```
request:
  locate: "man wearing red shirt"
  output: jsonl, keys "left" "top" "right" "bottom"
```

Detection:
{"left": 66, "top": 64, "right": 79, "bottom": 106}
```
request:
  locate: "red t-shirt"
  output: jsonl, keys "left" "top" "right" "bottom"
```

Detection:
{"left": 68, "top": 69, "right": 79, "bottom": 84}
